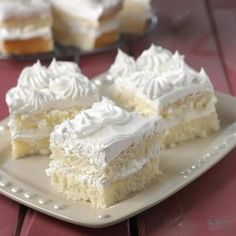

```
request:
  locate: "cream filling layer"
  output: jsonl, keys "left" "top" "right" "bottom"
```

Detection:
{"left": 0, "top": 26, "right": 52, "bottom": 40}
{"left": 11, "top": 128, "right": 51, "bottom": 141}
{"left": 164, "top": 105, "right": 217, "bottom": 130}
{"left": 53, "top": 18, "right": 119, "bottom": 37}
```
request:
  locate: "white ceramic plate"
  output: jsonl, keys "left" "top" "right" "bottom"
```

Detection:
{"left": 0, "top": 92, "right": 235, "bottom": 228}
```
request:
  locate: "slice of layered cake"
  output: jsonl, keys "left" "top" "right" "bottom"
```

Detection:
{"left": 0, "top": 0, "right": 54, "bottom": 55}
{"left": 50, "top": 0, "right": 123, "bottom": 50}
{"left": 6, "top": 60, "right": 99, "bottom": 159}
{"left": 118, "top": 0, "right": 153, "bottom": 34}
{"left": 108, "top": 46, "right": 220, "bottom": 147}
{"left": 46, "top": 97, "right": 163, "bottom": 208}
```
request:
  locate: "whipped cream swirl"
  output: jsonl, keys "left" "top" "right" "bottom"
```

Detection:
{"left": 49, "top": 73, "right": 97, "bottom": 100}
{"left": 62, "top": 97, "right": 130, "bottom": 138}
{"left": 18, "top": 61, "right": 50, "bottom": 90}
{"left": 48, "top": 59, "right": 81, "bottom": 76}
{"left": 6, "top": 59, "right": 99, "bottom": 114}
{"left": 137, "top": 44, "right": 172, "bottom": 72}
{"left": 108, "top": 49, "right": 137, "bottom": 80}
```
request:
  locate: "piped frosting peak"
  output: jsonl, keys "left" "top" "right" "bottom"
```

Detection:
{"left": 48, "top": 58, "right": 81, "bottom": 76}
{"left": 108, "top": 49, "right": 137, "bottom": 80}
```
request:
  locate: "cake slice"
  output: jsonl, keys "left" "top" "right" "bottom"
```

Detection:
{"left": 118, "top": 0, "right": 153, "bottom": 34}
{"left": 6, "top": 60, "right": 99, "bottom": 159}
{"left": 50, "top": 0, "right": 124, "bottom": 50}
{"left": 108, "top": 46, "right": 220, "bottom": 147}
{"left": 0, "top": 0, "right": 54, "bottom": 55}
{"left": 46, "top": 97, "right": 163, "bottom": 208}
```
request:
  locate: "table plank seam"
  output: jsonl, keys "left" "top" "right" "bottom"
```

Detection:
{"left": 205, "top": 0, "right": 234, "bottom": 95}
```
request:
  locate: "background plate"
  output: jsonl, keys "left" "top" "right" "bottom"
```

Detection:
{"left": 0, "top": 92, "right": 235, "bottom": 228}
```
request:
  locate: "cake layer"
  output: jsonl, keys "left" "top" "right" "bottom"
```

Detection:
{"left": 47, "top": 156, "right": 160, "bottom": 208}
{"left": 53, "top": 28, "right": 119, "bottom": 50}
{"left": 10, "top": 107, "right": 85, "bottom": 159}
{"left": 0, "top": 37, "right": 53, "bottom": 55}
{"left": 12, "top": 138, "right": 49, "bottom": 159}
{"left": 163, "top": 112, "right": 220, "bottom": 148}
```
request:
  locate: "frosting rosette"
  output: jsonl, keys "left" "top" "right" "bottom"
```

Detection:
{"left": 48, "top": 59, "right": 81, "bottom": 76}
{"left": 61, "top": 97, "right": 130, "bottom": 138}
{"left": 108, "top": 49, "right": 137, "bottom": 80}
{"left": 18, "top": 61, "right": 50, "bottom": 90}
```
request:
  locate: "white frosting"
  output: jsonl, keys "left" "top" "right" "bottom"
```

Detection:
{"left": 112, "top": 45, "right": 214, "bottom": 109}
{"left": 6, "top": 60, "right": 99, "bottom": 114}
{"left": 0, "top": 0, "right": 51, "bottom": 21}
{"left": 48, "top": 58, "right": 81, "bottom": 76}
{"left": 18, "top": 61, "right": 50, "bottom": 90}
{"left": 136, "top": 44, "right": 172, "bottom": 72}
{"left": 50, "top": 97, "right": 163, "bottom": 167}
{"left": 108, "top": 49, "right": 137, "bottom": 80}
{"left": 0, "top": 27, "right": 52, "bottom": 40}
{"left": 51, "top": 0, "right": 122, "bottom": 21}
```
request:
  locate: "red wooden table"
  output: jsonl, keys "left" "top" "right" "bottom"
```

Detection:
{"left": 0, "top": 0, "right": 236, "bottom": 235}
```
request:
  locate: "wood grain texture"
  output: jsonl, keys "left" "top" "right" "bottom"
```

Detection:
{"left": 208, "top": 0, "right": 236, "bottom": 95}
{"left": 0, "top": 195, "right": 21, "bottom": 236}
{"left": 20, "top": 210, "right": 130, "bottom": 236}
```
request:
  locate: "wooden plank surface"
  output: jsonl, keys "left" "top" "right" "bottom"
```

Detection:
{"left": 20, "top": 210, "right": 130, "bottom": 236}
{"left": 0, "top": 195, "right": 21, "bottom": 236}
{"left": 208, "top": 0, "right": 236, "bottom": 95}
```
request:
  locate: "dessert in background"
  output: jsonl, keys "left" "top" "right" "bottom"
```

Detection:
{"left": 6, "top": 59, "right": 99, "bottom": 159}
{"left": 50, "top": 0, "right": 124, "bottom": 50}
{"left": 46, "top": 97, "right": 163, "bottom": 208}
{"left": 108, "top": 45, "right": 220, "bottom": 147}
{"left": 118, "top": 0, "right": 153, "bottom": 34}
{"left": 0, "top": 0, "right": 54, "bottom": 55}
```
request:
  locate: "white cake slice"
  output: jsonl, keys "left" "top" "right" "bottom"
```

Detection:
{"left": 108, "top": 45, "right": 220, "bottom": 147}
{"left": 46, "top": 97, "right": 163, "bottom": 208}
{"left": 6, "top": 59, "right": 100, "bottom": 158}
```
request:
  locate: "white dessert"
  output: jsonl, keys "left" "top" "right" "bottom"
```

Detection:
{"left": 50, "top": 0, "right": 123, "bottom": 50}
{"left": 46, "top": 97, "right": 163, "bottom": 208}
{"left": 0, "top": 0, "right": 54, "bottom": 55}
{"left": 108, "top": 45, "right": 220, "bottom": 147}
{"left": 6, "top": 59, "right": 100, "bottom": 158}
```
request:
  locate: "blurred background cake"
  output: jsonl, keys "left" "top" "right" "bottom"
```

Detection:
{"left": 50, "top": 0, "right": 124, "bottom": 50}
{"left": 118, "top": 0, "right": 153, "bottom": 34}
{"left": 0, "top": 0, "right": 54, "bottom": 55}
